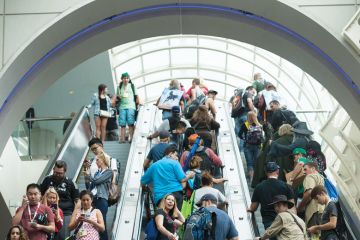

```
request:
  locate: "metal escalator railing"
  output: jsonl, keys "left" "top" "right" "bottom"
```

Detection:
{"left": 112, "top": 104, "right": 159, "bottom": 239}
{"left": 37, "top": 106, "right": 93, "bottom": 183}
{"left": 216, "top": 102, "right": 257, "bottom": 239}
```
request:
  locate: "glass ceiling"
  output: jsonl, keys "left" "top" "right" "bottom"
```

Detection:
{"left": 109, "top": 34, "right": 339, "bottom": 140}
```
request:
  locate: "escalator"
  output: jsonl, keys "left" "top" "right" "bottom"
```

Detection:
{"left": 111, "top": 102, "right": 258, "bottom": 240}
{"left": 37, "top": 105, "right": 148, "bottom": 239}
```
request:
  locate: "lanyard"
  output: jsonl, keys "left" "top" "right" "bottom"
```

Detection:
{"left": 28, "top": 203, "right": 40, "bottom": 222}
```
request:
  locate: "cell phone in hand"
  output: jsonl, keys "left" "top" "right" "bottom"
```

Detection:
{"left": 51, "top": 203, "right": 58, "bottom": 209}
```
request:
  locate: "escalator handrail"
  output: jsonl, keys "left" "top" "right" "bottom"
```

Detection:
{"left": 37, "top": 106, "right": 92, "bottom": 184}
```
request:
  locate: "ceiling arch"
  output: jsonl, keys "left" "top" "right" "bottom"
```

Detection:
{"left": 0, "top": 0, "right": 359, "bottom": 153}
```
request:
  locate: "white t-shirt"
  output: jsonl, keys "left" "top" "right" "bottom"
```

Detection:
{"left": 156, "top": 118, "right": 191, "bottom": 132}
{"left": 194, "top": 186, "right": 226, "bottom": 210}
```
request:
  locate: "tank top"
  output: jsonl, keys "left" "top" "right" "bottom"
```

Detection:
{"left": 75, "top": 208, "right": 100, "bottom": 240}
{"left": 99, "top": 97, "right": 107, "bottom": 111}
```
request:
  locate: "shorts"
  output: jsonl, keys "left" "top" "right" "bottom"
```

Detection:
{"left": 119, "top": 108, "right": 135, "bottom": 126}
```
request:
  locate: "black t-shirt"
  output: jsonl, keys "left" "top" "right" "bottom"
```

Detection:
{"left": 321, "top": 201, "right": 338, "bottom": 239}
{"left": 155, "top": 209, "right": 175, "bottom": 240}
{"left": 242, "top": 92, "right": 253, "bottom": 113}
{"left": 40, "top": 176, "right": 79, "bottom": 215}
{"left": 251, "top": 178, "right": 294, "bottom": 224}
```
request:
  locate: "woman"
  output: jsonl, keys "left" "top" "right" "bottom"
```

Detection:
{"left": 155, "top": 193, "right": 185, "bottom": 240}
{"left": 68, "top": 190, "right": 105, "bottom": 240}
{"left": 6, "top": 225, "right": 28, "bottom": 240}
{"left": 90, "top": 84, "right": 112, "bottom": 141}
{"left": 193, "top": 171, "right": 227, "bottom": 211}
{"left": 239, "top": 111, "right": 264, "bottom": 182}
{"left": 42, "top": 187, "right": 64, "bottom": 239}
{"left": 190, "top": 105, "right": 220, "bottom": 148}
{"left": 84, "top": 151, "right": 113, "bottom": 240}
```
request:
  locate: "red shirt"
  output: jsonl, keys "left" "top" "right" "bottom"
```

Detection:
{"left": 18, "top": 203, "right": 54, "bottom": 240}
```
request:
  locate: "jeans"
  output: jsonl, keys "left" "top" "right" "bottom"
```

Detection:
{"left": 244, "top": 144, "right": 260, "bottom": 171}
{"left": 94, "top": 197, "right": 109, "bottom": 240}
{"left": 57, "top": 214, "right": 72, "bottom": 239}
{"left": 162, "top": 110, "right": 172, "bottom": 120}
{"left": 236, "top": 114, "right": 247, "bottom": 152}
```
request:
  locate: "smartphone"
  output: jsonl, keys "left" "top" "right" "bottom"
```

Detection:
{"left": 51, "top": 203, "right": 58, "bottom": 209}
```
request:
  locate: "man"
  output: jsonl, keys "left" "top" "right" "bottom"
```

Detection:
{"left": 256, "top": 195, "right": 308, "bottom": 240}
{"left": 13, "top": 183, "right": 55, "bottom": 240}
{"left": 248, "top": 162, "right": 295, "bottom": 233}
{"left": 205, "top": 89, "right": 218, "bottom": 118}
{"left": 268, "top": 100, "right": 298, "bottom": 132}
{"left": 141, "top": 145, "right": 195, "bottom": 209}
{"left": 143, "top": 130, "right": 171, "bottom": 170}
{"left": 252, "top": 72, "right": 266, "bottom": 93}
{"left": 197, "top": 193, "right": 239, "bottom": 240}
{"left": 117, "top": 72, "right": 139, "bottom": 143}
{"left": 40, "top": 160, "right": 78, "bottom": 239}
{"left": 297, "top": 162, "right": 325, "bottom": 229}
{"left": 235, "top": 86, "right": 256, "bottom": 151}
{"left": 308, "top": 185, "right": 339, "bottom": 240}
{"left": 147, "top": 106, "right": 191, "bottom": 142}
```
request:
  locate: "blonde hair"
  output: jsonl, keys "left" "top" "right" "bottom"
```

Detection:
{"left": 247, "top": 111, "right": 260, "bottom": 126}
{"left": 169, "top": 79, "right": 180, "bottom": 90}
{"left": 98, "top": 152, "right": 110, "bottom": 167}
{"left": 158, "top": 193, "right": 179, "bottom": 218}
{"left": 42, "top": 187, "right": 60, "bottom": 206}
{"left": 190, "top": 156, "right": 202, "bottom": 170}
{"left": 278, "top": 124, "right": 293, "bottom": 136}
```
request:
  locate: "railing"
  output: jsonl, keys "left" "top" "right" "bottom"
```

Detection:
{"left": 12, "top": 116, "right": 73, "bottom": 160}
{"left": 38, "top": 106, "right": 93, "bottom": 183}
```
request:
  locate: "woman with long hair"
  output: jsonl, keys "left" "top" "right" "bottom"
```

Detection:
{"left": 155, "top": 193, "right": 185, "bottom": 240}
{"left": 68, "top": 190, "right": 105, "bottom": 240}
{"left": 41, "top": 187, "right": 64, "bottom": 239}
{"left": 239, "top": 110, "right": 264, "bottom": 182}
{"left": 84, "top": 151, "right": 113, "bottom": 240}
{"left": 90, "top": 84, "right": 112, "bottom": 141}
{"left": 6, "top": 225, "right": 29, "bottom": 240}
{"left": 190, "top": 105, "right": 220, "bottom": 148}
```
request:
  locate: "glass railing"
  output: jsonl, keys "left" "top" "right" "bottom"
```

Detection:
{"left": 11, "top": 116, "right": 74, "bottom": 160}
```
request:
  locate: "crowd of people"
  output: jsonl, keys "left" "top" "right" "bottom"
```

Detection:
{"left": 8, "top": 72, "right": 342, "bottom": 240}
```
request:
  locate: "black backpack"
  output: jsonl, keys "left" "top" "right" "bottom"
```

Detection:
{"left": 231, "top": 89, "right": 245, "bottom": 118}
{"left": 185, "top": 94, "right": 206, "bottom": 119}
{"left": 334, "top": 201, "right": 354, "bottom": 240}
{"left": 195, "top": 148, "right": 215, "bottom": 176}
{"left": 245, "top": 125, "right": 264, "bottom": 145}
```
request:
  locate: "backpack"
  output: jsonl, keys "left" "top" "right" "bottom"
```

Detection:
{"left": 183, "top": 207, "right": 217, "bottom": 240}
{"left": 185, "top": 94, "right": 206, "bottom": 119}
{"left": 195, "top": 148, "right": 216, "bottom": 176}
{"left": 231, "top": 89, "right": 245, "bottom": 118}
{"left": 334, "top": 201, "right": 354, "bottom": 239}
{"left": 323, "top": 177, "right": 338, "bottom": 202}
{"left": 245, "top": 125, "right": 264, "bottom": 145}
{"left": 279, "top": 109, "right": 299, "bottom": 126}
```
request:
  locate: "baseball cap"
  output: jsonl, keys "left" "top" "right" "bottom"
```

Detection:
{"left": 292, "top": 148, "right": 306, "bottom": 155}
{"left": 196, "top": 193, "right": 217, "bottom": 207}
{"left": 265, "top": 162, "right": 280, "bottom": 173}
{"left": 171, "top": 106, "right": 180, "bottom": 114}
{"left": 159, "top": 131, "right": 170, "bottom": 139}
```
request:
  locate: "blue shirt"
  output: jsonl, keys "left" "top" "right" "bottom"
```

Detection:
{"left": 146, "top": 142, "right": 170, "bottom": 163}
{"left": 141, "top": 157, "right": 186, "bottom": 204}
{"left": 207, "top": 206, "right": 238, "bottom": 240}
{"left": 90, "top": 93, "right": 112, "bottom": 116}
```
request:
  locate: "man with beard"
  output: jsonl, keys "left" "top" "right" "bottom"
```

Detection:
{"left": 40, "top": 160, "right": 79, "bottom": 239}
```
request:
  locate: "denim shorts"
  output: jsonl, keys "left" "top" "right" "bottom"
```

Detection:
{"left": 119, "top": 108, "right": 135, "bottom": 126}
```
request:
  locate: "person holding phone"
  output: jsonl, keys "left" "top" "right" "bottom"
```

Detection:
{"left": 42, "top": 187, "right": 64, "bottom": 239}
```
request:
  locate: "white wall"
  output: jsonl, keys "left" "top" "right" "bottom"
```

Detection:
{"left": 0, "top": 138, "right": 47, "bottom": 215}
